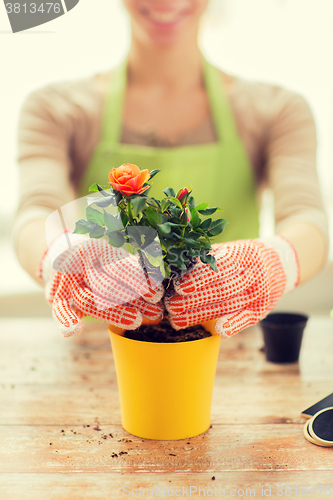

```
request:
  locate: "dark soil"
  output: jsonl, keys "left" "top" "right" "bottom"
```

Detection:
{"left": 124, "top": 318, "right": 211, "bottom": 343}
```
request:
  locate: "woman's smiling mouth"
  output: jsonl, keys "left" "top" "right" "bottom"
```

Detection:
{"left": 139, "top": 4, "right": 191, "bottom": 27}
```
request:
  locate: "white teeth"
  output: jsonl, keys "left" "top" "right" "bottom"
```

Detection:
{"left": 146, "top": 10, "right": 182, "bottom": 24}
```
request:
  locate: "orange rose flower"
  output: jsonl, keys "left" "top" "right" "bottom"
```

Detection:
{"left": 108, "top": 164, "right": 150, "bottom": 196}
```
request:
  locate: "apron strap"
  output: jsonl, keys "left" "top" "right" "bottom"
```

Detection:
{"left": 202, "top": 58, "right": 239, "bottom": 143}
{"left": 101, "top": 58, "right": 128, "bottom": 144}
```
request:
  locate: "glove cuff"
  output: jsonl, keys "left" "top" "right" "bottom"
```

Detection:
{"left": 38, "top": 230, "right": 88, "bottom": 284}
{"left": 261, "top": 235, "right": 300, "bottom": 294}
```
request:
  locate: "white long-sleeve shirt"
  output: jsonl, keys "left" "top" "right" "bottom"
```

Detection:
{"left": 13, "top": 68, "right": 329, "bottom": 264}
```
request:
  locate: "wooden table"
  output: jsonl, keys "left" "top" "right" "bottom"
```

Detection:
{"left": 1, "top": 316, "right": 333, "bottom": 499}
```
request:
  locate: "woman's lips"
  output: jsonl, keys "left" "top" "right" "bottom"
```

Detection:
{"left": 139, "top": 6, "right": 190, "bottom": 28}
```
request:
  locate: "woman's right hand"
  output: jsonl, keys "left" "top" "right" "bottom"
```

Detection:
{"left": 165, "top": 236, "right": 299, "bottom": 338}
{"left": 40, "top": 234, "right": 164, "bottom": 337}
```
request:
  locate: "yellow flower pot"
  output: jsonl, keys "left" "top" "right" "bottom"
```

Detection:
{"left": 108, "top": 320, "right": 221, "bottom": 440}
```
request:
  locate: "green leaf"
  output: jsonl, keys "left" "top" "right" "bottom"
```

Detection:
{"left": 168, "top": 197, "right": 183, "bottom": 210}
{"left": 142, "top": 186, "right": 151, "bottom": 197}
{"left": 132, "top": 196, "right": 146, "bottom": 217}
{"left": 126, "top": 226, "right": 157, "bottom": 249}
{"left": 114, "top": 190, "right": 123, "bottom": 205}
{"left": 157, "top": 223, "right": 172, "bottom": 237}
{"left": 161, "top": 199, "right": 171, "bottom": 213}
{"left": 163, "top": 264, "right": 171, "bottom": 278}
{"left": 200, "top": 218, "right": 212, "bottom": 231}
{"left": 120, "top": 211, "right": 129, "bottom": 227}
{"left": 190, "top": 208, "right": 200, "bottom": 229}
{"left": 163, "top": 187, "right": 176, "bottom": 198}
{"left": 198, "top": 238, "right": 212, "bottom": 249}
{"left": 167, "top": 258, "right": 187, "bottom": 272}
{"left": 149, "top": 169, "right": 161, "bottom": 180}
{"left": 73, "top": 219, "right": 96, "bottom": 235}
{"left": 183, "top": 237, "right": 201, "bottom": 248}
{"left": 180, "top": 210, "right": 189, "bottom": 226}
{"left": 187, "top": 248, "right": 200, "bottom": 257}
{"left": 166, "top": 246, "right": 183, "bottom": 258}
{"left": 87, "top": 195, "right": 115, "bottom": 208}
{"left": 86, "top": 196, "right": 102, "bottom": 206}
{"left": 89, "top": 225, "right": 105, "bottom": 239}
{"left": 94, "top": 197, "right": 115, "bottom": 208}
{"left": 106, "top": 230, "right": 125, "bottom": 248}
{"left": 89, "top": 184, "right": 99, "bottom": 193}
{"left": 195, "top": 202, "right": 209, "bottom": 211}
{"left": 198, "top": 207, "right": 221, "bottom": 216}
{"left": 141, "top": 249, "right": 163, "bottom": 268}
{"left": 104, "top": 211, "right": 122, "bottom": 231}
{"left": 145, "top": 198, "right": 160, "bottom": 209}
{"left": 144, "top": 241, "right": 162, "bottom": 259}
{"left": 86, "top": 206, "right": 104, "bottom": 226}
{"left": 186, "top": 231, "right": 201, "bottom": 240}
{"left": 188, "top": 196, "right": 196, "bottom": 208}
{"left": 170, "top": 232, "right": 183, "bottom": 241}
{"left": 143, "top": 208, "right": 164, "bottom": 227}
{"left": 166, "top": 247, "right": 190, "bottom": 271}
{"left": 169, "top": 205, "right": 182, "bottom": 218}
{"left": 200, "top": 253, "right": 217, "bottom": 272}
{"left": 89, "top": 184, "right": 111, "bottom": 196}
{"left": 207, "top": 219, "right": 227, "bottom": 237}
{"left": 164, "top": 222, "right": 182, "bottom": 234}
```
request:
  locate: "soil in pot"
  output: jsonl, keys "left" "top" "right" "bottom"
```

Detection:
{"left": 125, "top": 264, "right": 211, "bottom": 343}
{"left": 124, "top": 318, "right": 212, "bottom": 343}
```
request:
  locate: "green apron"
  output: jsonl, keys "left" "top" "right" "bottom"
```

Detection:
{"left": 79, "top": 57, "right": 259, "bottom": 242}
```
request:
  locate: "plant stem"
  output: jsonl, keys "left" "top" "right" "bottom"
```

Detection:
{"left": 127, "top": 198, "right": 134, "bottom": 224}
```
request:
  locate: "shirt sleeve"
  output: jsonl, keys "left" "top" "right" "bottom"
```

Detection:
{"left": 12, "top": 87, "right": 75, "bottom": 252}
{"left": 12, "top": 79, "right": 101, "bottom": 255}
{"left": 265, "top": 88, "right": 329, "bottom": 246}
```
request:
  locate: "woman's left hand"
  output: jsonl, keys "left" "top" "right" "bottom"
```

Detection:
{"left": 40, "top": 233, "right": 164, "bottom": 336}
{"left": 164, "top": 236, "right": 299, "bottom": 338}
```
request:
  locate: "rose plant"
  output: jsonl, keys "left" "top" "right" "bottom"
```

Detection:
{"left": 73, "top": 163, "right": 227, "bottom": 283}
{"left": 72, "top": 163, "right": 226, "bottom": 440}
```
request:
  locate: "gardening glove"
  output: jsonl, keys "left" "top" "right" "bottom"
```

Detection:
{"left": 39, "top": 232, "right": 164, "bottom": 337}
{"left": 165, "top": 235, "right": 300, "bottom": 338}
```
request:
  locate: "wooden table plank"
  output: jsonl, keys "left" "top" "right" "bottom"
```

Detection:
{"left": 1, "top": 315, "right": 332, "bottom": 426}
{"left": 1, "top": 315, "right": 333, "bottom": 499}
{"left": 1, "top": 317, "right": 332, "bottom": 384}
{"left": 0, "top": 423, "right": 332, "bottom": 474}
{"left": 1, "top": 471, "right": 333, "bottom": 500}
{"left": 1, "top": 378, "right": 333, "bottom": 425}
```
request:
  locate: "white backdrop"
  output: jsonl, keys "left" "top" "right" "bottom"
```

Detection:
{"left": 0, "top": 0, "right": 332, "bottom": 294}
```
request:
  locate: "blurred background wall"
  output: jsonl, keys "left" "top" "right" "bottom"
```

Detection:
{"left": 0, "top": 0, "right": 332, "bottom": 317}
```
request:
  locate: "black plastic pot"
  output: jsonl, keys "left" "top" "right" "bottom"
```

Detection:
{"left": 260, "top": 312, "right": 308, "bottom": 363}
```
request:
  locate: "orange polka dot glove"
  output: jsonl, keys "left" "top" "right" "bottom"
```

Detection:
{"left": 39, "top": 232, "right": 164, "bottom": 337}
{"left": 165, "top": 236, "right": 300, "bottom": 338}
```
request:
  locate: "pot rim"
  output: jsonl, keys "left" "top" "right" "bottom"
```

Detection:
{"left": 108, "top": 321, "right": 219, "bottom": 345}
{"left": 261, "top": 312, "right": 308, "bottom": 327}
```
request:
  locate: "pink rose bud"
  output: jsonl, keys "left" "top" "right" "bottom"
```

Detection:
{"left": 177, "top": 187, "right": 189, "bottom": 201}
{"left": 185, "top": 207, "right": 191, "bottom": 223}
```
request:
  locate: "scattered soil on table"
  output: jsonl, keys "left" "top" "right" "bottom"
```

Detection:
{"left": 124, "top": 318, "right": 211, "bottom": 343}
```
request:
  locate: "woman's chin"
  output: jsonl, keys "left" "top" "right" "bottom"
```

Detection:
{"left": 141, "top": 24, "right": 190, "bottom": 47}
{"left": 134, "top": 10, "right": 195, "bottom": 47}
